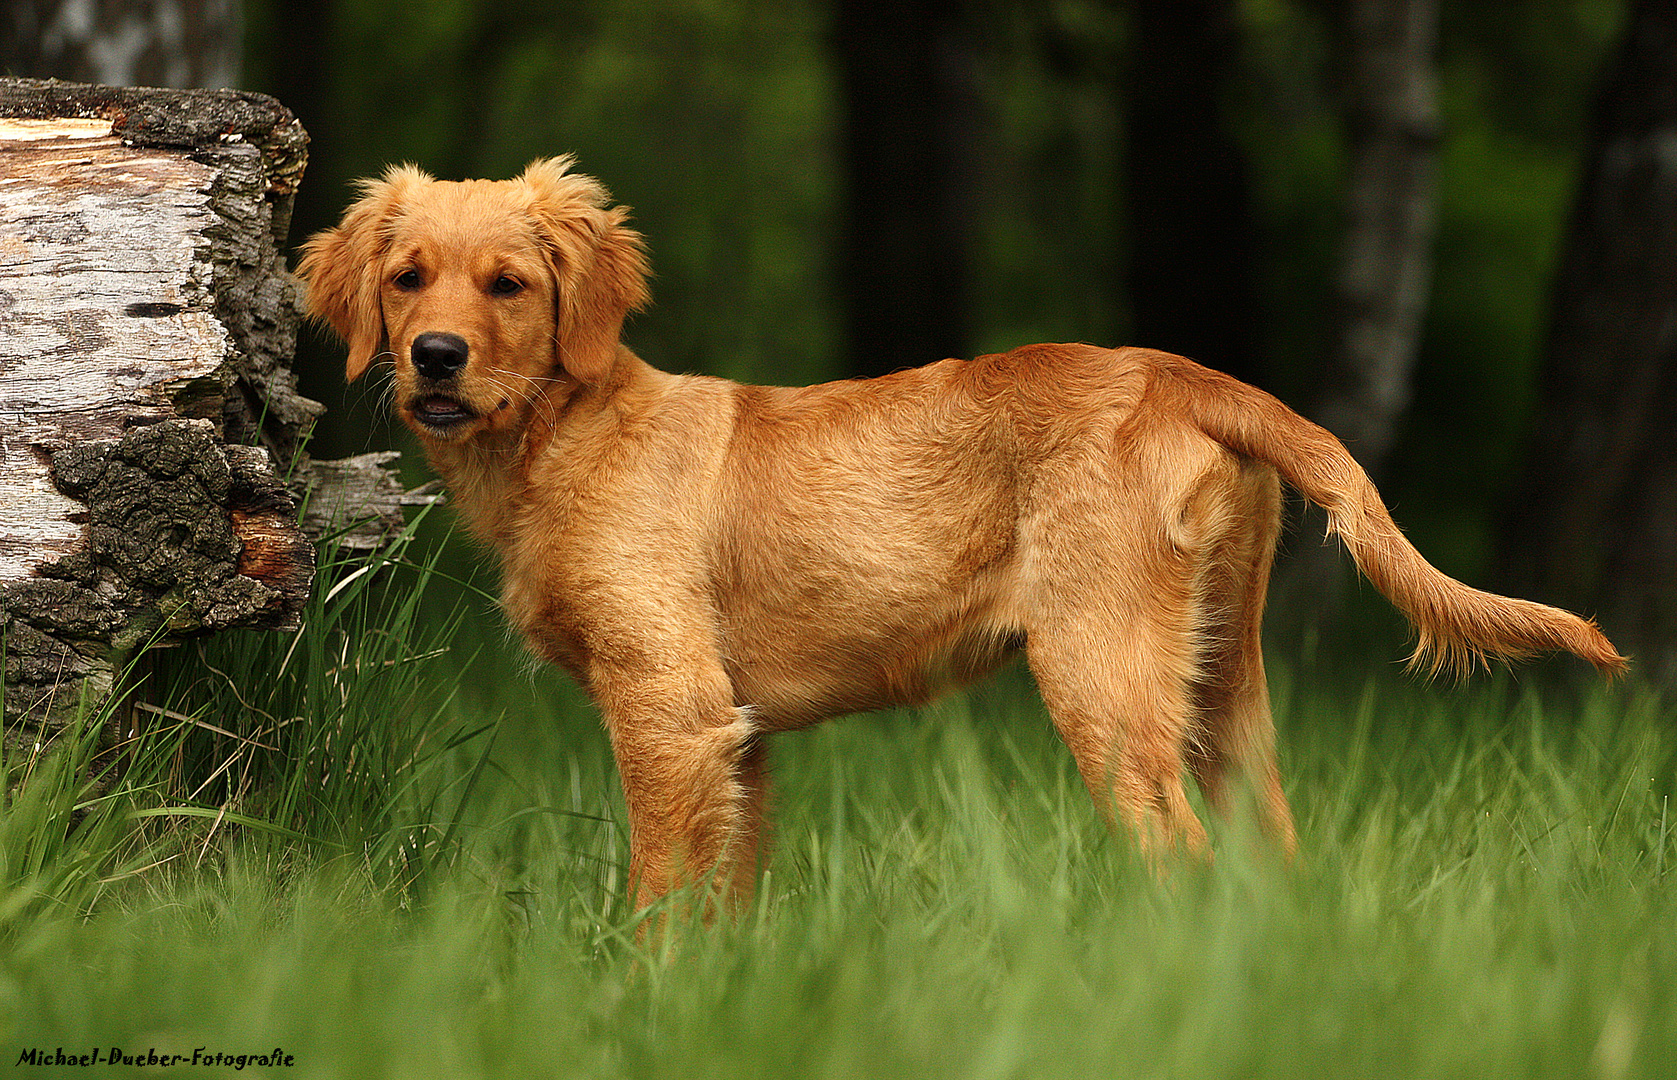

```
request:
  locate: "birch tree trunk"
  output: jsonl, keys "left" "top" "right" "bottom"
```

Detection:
{"left": 1312, "top": 0, "right": 1440, "bottom": 476}
{"left": 0, "top": 78, "right": 430, "bottom": 749}
{"left": 2, "top": 0, "right": 241, "bottom": 91}
{"left": 1280, "top": 0, "right": 1439, "bottom": 625}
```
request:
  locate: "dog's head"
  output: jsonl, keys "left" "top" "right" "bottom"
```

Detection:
{"left": 296, "top": 156, "right": 651, "bottom": 443}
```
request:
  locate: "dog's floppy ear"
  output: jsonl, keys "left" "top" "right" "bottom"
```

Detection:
{"left": 522, "top": 156, "right": 651, "bottom": 387}
{"left": 296, "top": 165, "right": 432, "bottom": 382}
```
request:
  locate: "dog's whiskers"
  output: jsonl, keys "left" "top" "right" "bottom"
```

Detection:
{"left": 482, "top": 372, "right": 561, "bottom": 427}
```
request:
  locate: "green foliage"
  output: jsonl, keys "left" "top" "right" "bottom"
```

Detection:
{"left": 1, "top": 532, "right": 1673, "bottom": 1075}
{"left": 0, "top": 509, "right": 489, "bottom": 939}
{"left": 0, "top": 699, "right": 175, "bottom": 935}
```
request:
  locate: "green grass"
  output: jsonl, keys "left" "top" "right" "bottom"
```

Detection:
{"left": 1, "top": 534, "right": 1673, "bottom": 1078}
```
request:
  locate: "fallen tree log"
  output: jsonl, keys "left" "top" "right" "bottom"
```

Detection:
{"left": 0, "top": 77, "right": 433, "bottom": 745}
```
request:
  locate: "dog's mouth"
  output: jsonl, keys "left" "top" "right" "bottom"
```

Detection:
{"left": 408, "top": 394, "right": 478, "bottom": 433}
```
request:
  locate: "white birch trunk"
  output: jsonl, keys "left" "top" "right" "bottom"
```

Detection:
{"left": 0, "top": 78, "right": 431, "bottom": 741}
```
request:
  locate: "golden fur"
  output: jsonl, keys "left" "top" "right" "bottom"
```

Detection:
{"left": 298, "top": 156, "right": 1626, "bottom": 909}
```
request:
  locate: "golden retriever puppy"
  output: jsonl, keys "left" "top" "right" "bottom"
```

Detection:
{"left": 298, "top": 156, "right": 1625, "bottom": 910}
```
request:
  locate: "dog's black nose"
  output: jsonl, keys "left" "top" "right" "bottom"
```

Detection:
{"left": 412, "top": 332, "right": 469, "bottom": 381}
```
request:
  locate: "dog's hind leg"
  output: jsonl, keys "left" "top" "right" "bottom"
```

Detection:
{"left": 1183, "top": 461, "right": 1297, "bottom": 856}
{"left": 1025, "top": 529, "right": 1211, "bottom": 862}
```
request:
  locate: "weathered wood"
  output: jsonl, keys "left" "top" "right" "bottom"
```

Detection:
{"left": 0, "top": 78, "right": 432, "bottom": 740}
{"left": 299, "top": 452, "right": 441, "bottom": 552}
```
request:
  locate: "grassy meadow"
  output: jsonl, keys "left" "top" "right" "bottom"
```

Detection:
{"left": 1, "top": 528, "right": 1673, "bottom": 1078}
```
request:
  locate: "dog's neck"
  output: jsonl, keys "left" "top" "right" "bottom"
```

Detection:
{"left": 418, "top": 345, "right": 663, "bottom": 546}
{"left": 421, "top": 435, "right": 527, "bottom": 544}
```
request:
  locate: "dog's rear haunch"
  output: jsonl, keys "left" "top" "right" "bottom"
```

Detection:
{"left": 298, "top": 156, "right": 1625, "bottom": 910}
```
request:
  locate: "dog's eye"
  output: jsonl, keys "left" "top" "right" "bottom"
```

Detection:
{"left": 393, "top": 269, "right": 422, "bottom": 291}
{"left": 490, "top": 275, "right": 524, "bottom": 297}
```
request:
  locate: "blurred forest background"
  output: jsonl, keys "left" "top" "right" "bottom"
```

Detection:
{"left": 5, "top": 0, "right": 1676, "bottom": 679}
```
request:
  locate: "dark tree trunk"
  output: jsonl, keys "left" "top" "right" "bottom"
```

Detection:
{"left": 1498, "top": 0, "right": 1677, "bottom": 678}
{"left": 1120, "top": 0, "right": 1262, "bottom": 383}
{"left": 2, "top": 0, "right": 241, "bottom": 89}
{"left": 833, "top": 0, "right": 978, "bottom": 378}
{"left": 249, "top": 0, "right": 332, "bottom": 231}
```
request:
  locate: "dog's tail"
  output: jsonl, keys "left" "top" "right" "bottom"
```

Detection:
{"left": 1147, "top": 350, "right": 1628, "bottom": 678}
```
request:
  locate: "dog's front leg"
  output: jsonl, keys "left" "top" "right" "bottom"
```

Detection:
{"left": 594, "top": 665, "right": 760, "bottom": 914}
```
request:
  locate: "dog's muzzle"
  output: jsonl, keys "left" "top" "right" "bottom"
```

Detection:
{"left": 412, "top": 331, "right": 470, "bottom": 381}
{"left": 407, "top": 332, "right": 477, "bottom": 433}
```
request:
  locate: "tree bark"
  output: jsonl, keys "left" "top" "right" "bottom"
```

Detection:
{"left": 0, "top": 78, "right": 430, "bottom": 744}
{"left": 1498, "top": 0, "right": 1677, "bottom": 678}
